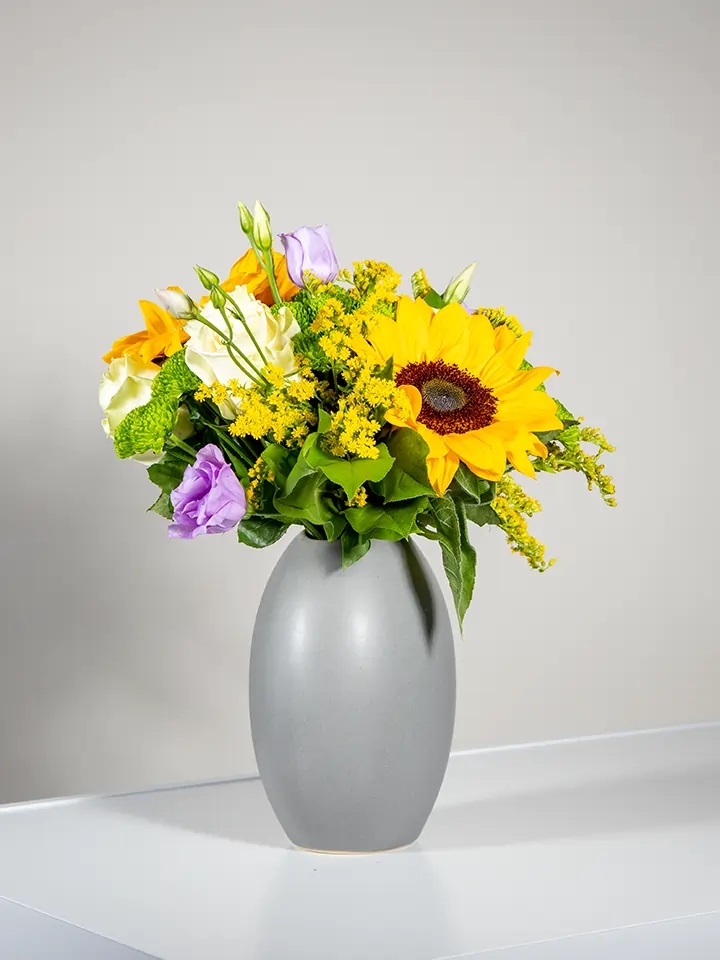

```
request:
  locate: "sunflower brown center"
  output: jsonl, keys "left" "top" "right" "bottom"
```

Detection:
{"left": 421, "top": 378, "right": 467, "bottom": 413}
{"left": 396, "top": 359, "right": 498, "bottom": 435}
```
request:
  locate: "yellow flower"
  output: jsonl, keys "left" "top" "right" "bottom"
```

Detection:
{"left": 102, "top": 300, "right": 188, "bottom": 364}
{"left": 198, "top": 248, "right": 298, "bottom": 308}
{"left": 365, "top": 296, "right": 562, "bottom": 495}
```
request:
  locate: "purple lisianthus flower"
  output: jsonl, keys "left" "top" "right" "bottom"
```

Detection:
{"left": 279, "top": 225, "right": 339, "bottom": 287}
{"left": 169, "top": 444, "right": 246, "bottom": 540}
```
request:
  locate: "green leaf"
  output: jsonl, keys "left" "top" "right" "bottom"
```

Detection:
{"left": 237, "top": 515, "right": 290, "bottom": 548}
{"left": 306, "top": 442, "right": 395, "bottom": 501}
{"left": 423, "top": 289, "right": 444, "bottom": 309}
{"left": 282, "top": 409, "right": 334, "bottom": 495}
{"left": 114, "top": 352, "right": 200, "bottom": 459}
{"left": 465, "top": 503, "right": 501, "bottom": 527}
{"left": 344, "top": 498, "right": 428, "bottom": 541}
{"left": 428, "top": 497, "right": 477, "bottom": 628}
{"left": 553, "top": 397, "right": 575, "bottom": 421}
{"left": 147, "top": 491, "right": 174, "bottom": 520}
{"left": 261, "top": 444, "right": 295, "bottom": 485}
{"left": 317, "top": 408, "right": 332, "bottom": 434}
{"left": 559, "top": 424, "right": 582, "bottom": 450}
{"left": 274, "top": 473, "right": 333, "bottom": 525}
{"left": 147, "top": 454, "right": 187, "bottom": 494}
{"left": 323, "top": 513, "right": 347, "bottom": 541}
{"left": 374, "top": 428, "right": 435, "bottom": 502}
{"left": 376, "top": 356, "right": 395, "bottom": 381}
{"left": 448, "top": 463, "right": 494, "bottom": 505}
{"left": 340, "top": 528, "right": 372, "bottom": 568}
{"left": 284, "top": 442, "right": 318, "bottom": 494}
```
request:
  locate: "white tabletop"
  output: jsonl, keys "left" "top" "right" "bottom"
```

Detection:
{"left": 0, "top": 724, "right": 718, "bottom": 959}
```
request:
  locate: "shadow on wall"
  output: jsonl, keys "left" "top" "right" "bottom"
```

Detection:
{"left": 0, "top": 434, "right": 268, "bottom": 804}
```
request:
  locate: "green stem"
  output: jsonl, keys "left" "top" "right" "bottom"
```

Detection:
{"left": 191, "top": 406, "right": 258, "bottom": 464}
{"left": 190, "top": 310, "right": 265, "bottom": 387}
{"left": 260, "top": 250, "right": 283, "bottom": 306}
{"left": 221, "top": 292, "right": 270, "bottom": 368}
{"left": 169, "top": 436, "right": 197, "bottom": 459}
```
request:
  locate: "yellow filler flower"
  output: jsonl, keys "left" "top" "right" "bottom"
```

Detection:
{"left": 366, "top": 296, "right": 563, "bottom": 495}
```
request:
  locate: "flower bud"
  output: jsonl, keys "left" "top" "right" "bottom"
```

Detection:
{"left": 154, "top": 288, "right": 194, "bottom": 319}
{"left": 237, "top": 200, "right": 254, "bottom": 237}
{"left": 442, "top": 262, "right": 477, "bottom": 305}
{"left": 279, "top": 225, "right": 339, "bottom": 287}
{"left": 194, "top": 265, "right": 220, "bottom": 290}
{"left": 210, "top": 285, "right": 227, "bottom": 309}
{"left": 252, "top": 201, "right": 273, "bottom": 252}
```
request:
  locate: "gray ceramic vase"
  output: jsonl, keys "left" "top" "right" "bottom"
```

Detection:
{"left": 249, "top": 532, "right": 456, "bottom": 853}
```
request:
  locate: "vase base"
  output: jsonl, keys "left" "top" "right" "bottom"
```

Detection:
{"left": 293, "top": 841, "right": 414, "bottom": 856}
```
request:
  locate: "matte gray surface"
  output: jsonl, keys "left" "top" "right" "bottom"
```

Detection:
{"left": 250, "top": 534, "right": 456, "bottom": 851}
{"left": 0, "top": 898, "right": 155, "bottom": 959}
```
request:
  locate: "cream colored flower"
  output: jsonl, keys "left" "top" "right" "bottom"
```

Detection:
{"left": 100, "top": 356, "right": 159, "bottom": 438}
{"left": 184, "top": 285, "right": 300, "bottom": 418}
{"left": 99, "top": 357, "right": 194, "bottom": 464}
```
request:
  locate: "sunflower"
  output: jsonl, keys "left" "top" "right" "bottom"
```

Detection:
{"left": 365, "top": 296, "right": 563, "bottom": 495}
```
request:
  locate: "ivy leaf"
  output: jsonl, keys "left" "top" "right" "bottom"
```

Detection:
{"left": 345, "top": 498, "right": 428, "bottom": 541}
{"left": 147, "top": 491, "right": 174, "bottom": 520}
{"left": 323, "top": 513, "right": 347, "bottom": 541}
{"left": 237, "top": 515, "right": 290, "bottom": 548}
{"left": 147, "top": 453, "right": 188, "bottom": 494}
{"left": 284, "top": 435, "right": 319, "bottom": 494}
{"left": 306, "top": 442, "right": 395, "bottom": 501}
{"left": 274, "top": 473, "right": 333, "bottom": 526}
{"left": 428, "top": 497, "right": 477, "bottom": 628}
{"left": 465, "top": 503, "right": 501, "bottom": 527}
{"left": 448, "top": 463, "right": 495, "bottom": 505}
{"left": 261, "top": 444, "right": 295, "bottom": 485}
{"left": 340, "top": 528, "right": 372, "bottom": 568}
{"left": 317, "top": 408, "right": 332, "bottom": 434}
{"left": 374, "top": 428, "right": 435, "bottom": 502}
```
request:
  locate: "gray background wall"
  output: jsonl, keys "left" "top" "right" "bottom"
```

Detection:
{"left": 1, "top": 0, "right": 718, "bottom": 804}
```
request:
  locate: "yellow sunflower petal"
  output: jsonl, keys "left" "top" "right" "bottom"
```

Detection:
{"left": 413, "top": 423, "right": 448, "bottom": 460}
{"left": 444, "top": 430, "right": 507, "bottom": 481}
{"left": 496, "top": 391, "right": 563, "bottom": 432}
{"left": 428, "top": 450, "right": 460, "bottom": 496}
{"left": 395, "top": 296, "right": 432, "bottom": 364}
{"left": 480, "top": 331, "right": 533, "bottom": 388}
{"left": 485, "top": 424, "right": 549, "bottom": 478}
{"left": 427, "top": 302, "right": 470, "bottom": 362}
{"left": 493, "top": 365, "right": 559, "bottom": 399}
{"left": 453, "top": 312, "right": 497, "bottom": 372}
{"left": 368, "top": 314, "right": 401, "bottom": 365}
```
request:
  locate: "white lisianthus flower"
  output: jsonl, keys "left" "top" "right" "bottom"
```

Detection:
{"left": 154, "top": 287, "right": 195, "bottom": 319}
{"left": 183, "top": 285, "right": 300, "bottom": 419}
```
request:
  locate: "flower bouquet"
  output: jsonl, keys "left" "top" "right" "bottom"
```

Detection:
{"left": 99, "top": 200, "right": 615, "bottom": 852}
{"left": 100, "top": 200, "right": 615, "bottom": 624}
